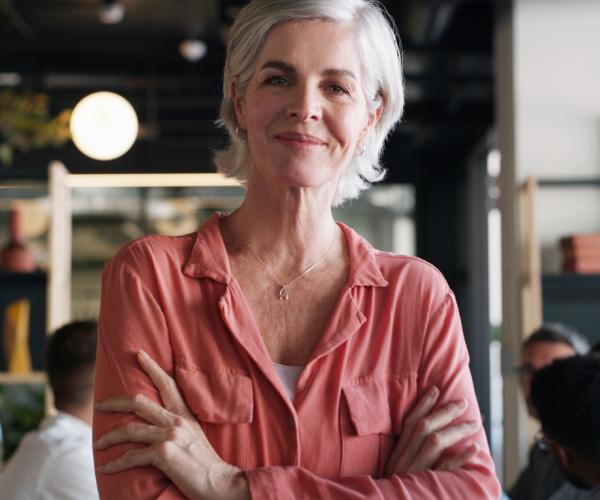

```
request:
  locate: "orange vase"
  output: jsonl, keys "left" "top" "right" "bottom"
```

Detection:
{"left": 0, "top": 208, "right": 36, "bottom": 272}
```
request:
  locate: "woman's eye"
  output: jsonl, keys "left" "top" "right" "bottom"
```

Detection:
{"left": 264, "top": 75, "right": 288, "bottom": 86}
{"left": 327, "top": 83, "right": 350, "bottom": 95}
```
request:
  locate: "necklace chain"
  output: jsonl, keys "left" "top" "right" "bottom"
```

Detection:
{"left": 244, "top": 234, "right": 336, "bottom": 300}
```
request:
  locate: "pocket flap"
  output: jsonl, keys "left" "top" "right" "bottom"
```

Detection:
{"left": 175, "top": 364, "right": 253, "bottom": 424}
{"left": 342, "top": 373, "right": 417, "bottom": 436}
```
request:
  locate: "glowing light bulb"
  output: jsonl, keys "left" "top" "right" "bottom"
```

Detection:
{"left": 70, "top": 91, "right": 138, "bottom": 161}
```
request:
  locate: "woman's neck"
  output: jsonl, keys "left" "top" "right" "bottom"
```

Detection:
{"left": 221, "top": 179, "right": 341, "bottom": 278}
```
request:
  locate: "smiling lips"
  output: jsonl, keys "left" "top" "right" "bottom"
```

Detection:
{"left": 275, "top": 132, "right": 327, "bottom": 149}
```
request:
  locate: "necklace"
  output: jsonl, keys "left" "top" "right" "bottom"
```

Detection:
{"left": 244, "top": 233, "right": 336, "bottom": 301}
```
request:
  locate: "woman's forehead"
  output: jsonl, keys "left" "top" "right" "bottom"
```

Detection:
{"left": 255, "top": 20, "right": 362, "bottom": 76}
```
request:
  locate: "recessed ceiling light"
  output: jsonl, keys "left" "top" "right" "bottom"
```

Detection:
{"left": 179, "top": 39, "right": 207, "bottom": 62}
{"left": 99, "top": 1, "right": 125, "bottom": 25}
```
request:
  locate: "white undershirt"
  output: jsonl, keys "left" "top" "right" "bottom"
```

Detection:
{"left": 273, "top": 362, "right": 304, "bottom": 400}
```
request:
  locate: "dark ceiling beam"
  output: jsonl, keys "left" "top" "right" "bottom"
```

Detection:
{"left": 0, "top": 0, "right": 35, "bottom": 38}
{"left": 403, "top": 51, "right": 492, "bottom": 77}
{"left": 38, "top": 73, "right": 220, "bottom": 91}
{"left": 179, "top": 0, "right": 219, "bottom": 38}
{"left": 0, "top": 37, "right": 222, "bottom": 57}
{"left": 425, "top": 2, "right": 458, "bottom": 44}
{"left": 394, "top": 0, "right": 458, "bottom": 47}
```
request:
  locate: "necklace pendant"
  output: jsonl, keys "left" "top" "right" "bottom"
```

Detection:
{"left": 279, "top": 286, "right": 289, "bottom": 301}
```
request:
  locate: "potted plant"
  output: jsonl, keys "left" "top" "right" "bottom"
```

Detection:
{"left": 0, "top": 89, "right": 71, "bottom": 167}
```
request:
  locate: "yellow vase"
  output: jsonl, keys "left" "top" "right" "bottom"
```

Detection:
{"left": 3, "top": 299, "right": 32, "bottom": 373}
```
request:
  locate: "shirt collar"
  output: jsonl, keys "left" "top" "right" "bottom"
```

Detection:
{"left": 182, "top": 213, "right": 231, "bottom": 284}
{"left": 338, "top": 221, "right": 388, "bottom": 288}
{"left": 183, "top": 212, "right": 388, "bottom": 289}
{"left": 41, "top": 411, "right": 92, "bottom": 435}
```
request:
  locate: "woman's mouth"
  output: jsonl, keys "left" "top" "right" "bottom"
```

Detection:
{"left": 275, "top": 132, "right": 327, "bottom": 150}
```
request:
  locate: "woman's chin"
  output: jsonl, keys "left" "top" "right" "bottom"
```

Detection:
{"left": 275, "top": 169, "right": 338, "bottom": 193}
{"left": 249, "top": 155, "right": 343, "bottom": 194}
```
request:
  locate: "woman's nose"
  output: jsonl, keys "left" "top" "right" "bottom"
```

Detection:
{"left": 286, "top": 86, "right": 322, "bottom": 122}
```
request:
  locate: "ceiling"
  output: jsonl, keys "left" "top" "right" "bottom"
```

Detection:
{"left": 0, "top": 0, "right": 495, "bottom": 183}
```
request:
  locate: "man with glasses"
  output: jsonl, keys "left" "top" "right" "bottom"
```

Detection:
{"left": 508, "top": 323, "right": 589, "bottom": 500}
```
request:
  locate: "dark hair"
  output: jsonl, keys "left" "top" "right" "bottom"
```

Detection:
{"left": 45, "top": 320, "right": 98, "bottom": 410}
{"left": 531, "top": 355, "right": 600, "bottom": 461}
{"left": 591, "top": 341, "right": 600, "bottom": 355}
{"left": 523, "top": 323, "right": 589, "bottom": 355}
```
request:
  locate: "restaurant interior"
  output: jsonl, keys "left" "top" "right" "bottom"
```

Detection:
{"left": 1, "top": 0, "right": 600, "bottom": 496}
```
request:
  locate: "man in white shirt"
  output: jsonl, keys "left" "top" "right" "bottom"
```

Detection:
{"left": 0, "top": 320, "right": 99, "bottom": 499}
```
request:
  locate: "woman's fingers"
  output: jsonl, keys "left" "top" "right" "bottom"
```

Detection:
{"left": 95, "top": 393, "right": 214, "bottom": 455}
{"left": 394, "top": 398, "right": 469, "bottom": 472}
{"left": 98, "top": 444, "right": 161, "bottom": 474}
{"left": 396, "top": 386, "right": 440, "bottom": 451}
{"left": 404, "top": 421, "right": 480, "bottom": 474}
{"left": 94, "top": 421, "right": 166, "bottom": 450}
{"left": 384, "top": 386, "right": 439, "bottom": 476}
{"left": 435, "top": 443, "right": 480, "bottom": 472}
{"left": 137, "top": 350, "right": 193, "bottom": 419}
{"left": 95, "top": 393, "right": 174, "bottom": 427}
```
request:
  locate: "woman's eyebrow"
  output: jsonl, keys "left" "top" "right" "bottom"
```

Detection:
{"left": 322, "top": 68, "right": 357, "bottom": 81}
{"left": 259, "top": 60, "right": 357, "bottom": 81}
{"left": 259, "top": 60, "right": 295, "bottom": 73}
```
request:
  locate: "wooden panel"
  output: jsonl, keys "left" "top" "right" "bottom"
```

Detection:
{"left": 48, "top": 161, "right": 71, "bottom": 331}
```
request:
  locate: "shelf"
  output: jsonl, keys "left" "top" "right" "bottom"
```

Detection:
{"left": 0, "top": 270, "right": 47, "bottom": 284}
{"left": 543, "top": 273, "right": 600, "bottom": 300}
{"left": 0, "top": 371, "right": 46, "bottom": 384}
{"left": 542, "top": 273, "right": 600, "bottom": 345}
{"left": 538, "top": 178, "right": 600, "bottom": 188}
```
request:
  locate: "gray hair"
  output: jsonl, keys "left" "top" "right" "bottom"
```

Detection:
{"left": 213, "top": 0, "right": 404, "bottom": 206}
{"left": 523, "top": 323, "right": 590, "bottom": 355}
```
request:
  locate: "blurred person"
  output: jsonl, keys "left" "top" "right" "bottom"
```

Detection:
{"left": 531, "top": 355, "right": 600, "bottom": 499}
{"left": 92, "top": 1, "right": 500, "bottom": 499}
{"left": 509, "top": 323, "right": 589, "bottom": 500}
{"left": 0, "top": 320, "right": 99, "bottom": 499}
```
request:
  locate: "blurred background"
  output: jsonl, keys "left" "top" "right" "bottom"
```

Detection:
{"left": 0, "top": 0, "right": 599, "bottom": 490}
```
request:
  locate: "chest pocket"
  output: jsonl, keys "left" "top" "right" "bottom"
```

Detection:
{"left": 175, "top": 362, "right": 253, "bottom": 468}
{"left": 340, "top": 373, "right": 417, "bottom": 478}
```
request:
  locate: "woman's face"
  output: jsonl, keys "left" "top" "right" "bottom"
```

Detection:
{"left": 233, "top": 20, "right": 379, "bottom": 194}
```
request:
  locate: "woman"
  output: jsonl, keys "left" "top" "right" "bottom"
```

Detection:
{"left": 93, "top": 1, "right": 501, "bottom": 498}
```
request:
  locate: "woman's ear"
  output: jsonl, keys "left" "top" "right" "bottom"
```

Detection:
{"left": 369, "top": 102, "right": 383, "bottom": 129}
{"left": 360, "top": 101, "right": 383, "bottom": 143}
{"left": 231, "top": 80, "right": 247, "bottom": 130}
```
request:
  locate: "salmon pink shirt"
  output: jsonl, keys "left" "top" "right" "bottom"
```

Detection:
{"left": 93, "top": 213, "right": 500, "bottom": 499}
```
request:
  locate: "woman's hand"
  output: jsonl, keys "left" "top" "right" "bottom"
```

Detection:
{"left": 94, "top": 349, "right": 249, "bottom": 500}
{"left": 384, "top": 386, "right": 480, "bottom": 477}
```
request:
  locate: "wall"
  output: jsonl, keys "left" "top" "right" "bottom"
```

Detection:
{"left": 515, "top": 0, "right": 600, "bottom": 272}
{"left": 499, "top": 0, "right": 600, "bottom": 486}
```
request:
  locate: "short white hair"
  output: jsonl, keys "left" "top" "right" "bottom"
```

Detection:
{"left": 214, "top": 0, "right": 404, "bottom": 206}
